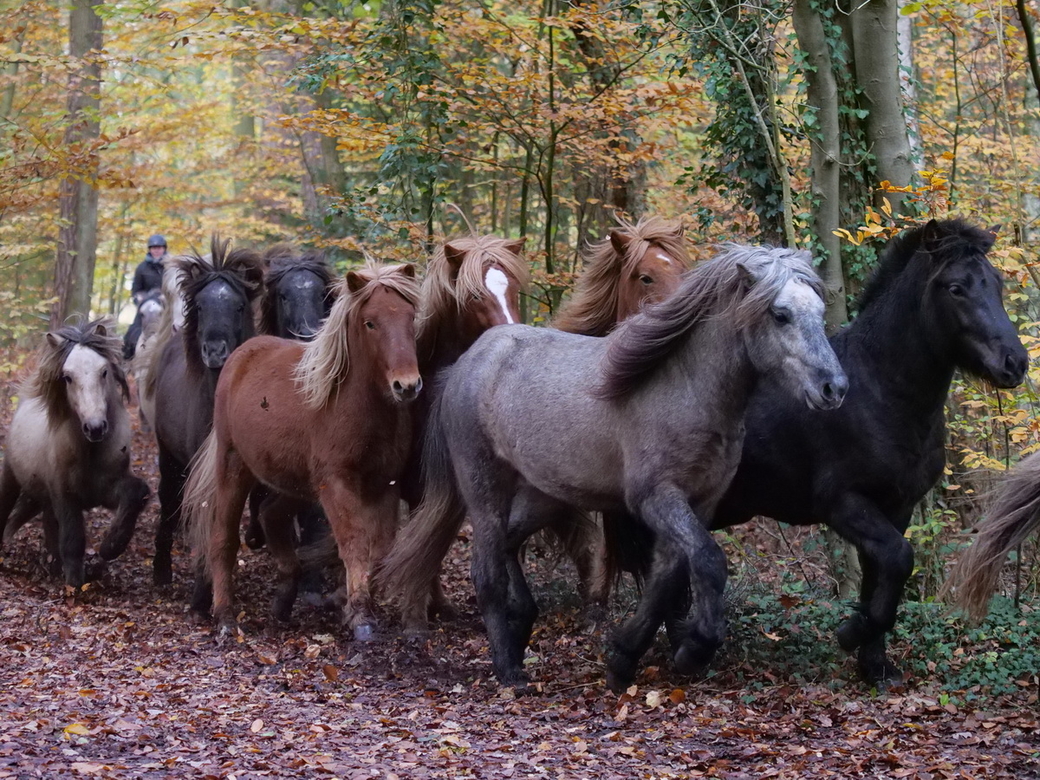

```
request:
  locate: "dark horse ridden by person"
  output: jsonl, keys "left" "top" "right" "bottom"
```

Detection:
{"left": 0, "top": 319, "right": 149, "bottom": 585}
{"left": 380, "top": 244, "right": 848, "bottom": 690}
{"left": 129, "top": 236, "right": 263, "bottom": 584}
{"left": 711, "top": 219, "right": 1027, "bottom": 687}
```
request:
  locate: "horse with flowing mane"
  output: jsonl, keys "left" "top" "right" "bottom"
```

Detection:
{"left": 380, "top": 244, "right": 847, "bottom": 689}
{"left": 713, "top": 219, "right": 1027, "bottom": 687}
{"left": 0, "top": 319, "right": 149, "bottom": 585}
{"left": 554, "top": 215, "right": 690, "bottom": 336}
{"left": 184, "top": 263, "right": 421, "bottom": 638}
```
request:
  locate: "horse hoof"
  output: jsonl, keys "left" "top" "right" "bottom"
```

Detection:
{"left": 98, "top": 536, "right": 128, "bottom": 561}
{"left": 673, "top": 643, "right": 715, "bottom": 676}
{"left": 353, "top": 624, "right": 375, "bottom": 642}
{"left": 216, "top": 621, "right": 239, "bottom": 645}
{"left": 837, "top": 613, "right": 870, "bottom": 652}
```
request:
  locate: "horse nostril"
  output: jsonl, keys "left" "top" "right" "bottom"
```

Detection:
{"left": 392, "top": 380, "right": 403, "bottom": 393}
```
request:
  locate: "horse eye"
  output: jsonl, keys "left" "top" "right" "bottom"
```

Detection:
{"left": 638, "top": 274, "right": 653, "bottom": 286}
{"left": 949, "top": 283, "right": 965, "bottom": 297}
{"left": 365, "top": 320, "right": 376, "bottom": 330}
{"left": 102, "top": 369, "right": 108, "bottom": 379}
{"left": 772, "top": 308, "right": 792, "bottom": 325}
{"left": 62, "top": 375, "right": 72, "bottom": 384}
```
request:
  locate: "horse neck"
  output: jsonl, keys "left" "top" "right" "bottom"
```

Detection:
{"left": 416, "top": 315, "right": 471, "bottom": 376}
{"left": 670, "top": 317, "right": 758, "bottom": 423}
{"left": 841, "top": 277, "right": 954, "bottom": 417}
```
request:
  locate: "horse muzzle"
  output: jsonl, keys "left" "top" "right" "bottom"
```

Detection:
{"left": 201, "top": 340, "right": 231, "bottom": 369}
{"left": 988, "top": 347, "right": 1029, "bottom": 388}
{"left": 82, "top": 420, "right": 109, "bottom": 442}
{"left": 806, "top": 371, "right": 849, "bottom": 411}
{"left": 391, "top": 375, "right": 423, "bottom": 403}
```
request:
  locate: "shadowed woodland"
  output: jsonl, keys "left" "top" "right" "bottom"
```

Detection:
{"left": 1, "top": 0, "right": 1040, "bottom": 777}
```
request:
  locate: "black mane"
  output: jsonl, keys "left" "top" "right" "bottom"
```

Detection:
{"left": 855, "top": 218, "right": 996, "bottom": 314}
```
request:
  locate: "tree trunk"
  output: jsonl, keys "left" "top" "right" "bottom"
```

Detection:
{"left": 850, "top": 0, "right": 915, "bottom": 213}
{"left": 792, "top": 0, "right": 846, "bottom": 331}
{"left": 52, "top": 0, "right": 103, "bottom": 328}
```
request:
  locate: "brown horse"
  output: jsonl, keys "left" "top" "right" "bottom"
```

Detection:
{"left": 184, "top": 263, "right": 421, "bottom": 639}
{"left": 554, "top": 215, "right": 690, "bottom": 336}
{"left": 299, "top": 235, "right": 529, "bottom": 621}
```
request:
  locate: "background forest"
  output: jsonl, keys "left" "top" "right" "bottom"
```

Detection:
{"left": 2, "top": 0, "right": 1040, "bottom": 610}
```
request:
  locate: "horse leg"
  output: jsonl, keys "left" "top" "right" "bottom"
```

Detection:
{"left": 296, "top": 503, "right": 328, "bottom": 603}
{"left": 546, "top": 507, "right": 609, "bottom": 619}
{"left": 607, "top": 485, "right": 727, "bottom": 693}
{"left": 828, "top": 495, "right": 914, "bottom": 687}
{"left": 261, "top": 494, "right": 305, "bottom": 623}
{"left": 0, "top": 461, "right": 21, "bottom": 543}
{"left": 41, "top": 506, "right": 61, "bottom": 578}
{"left": 244, "top": 485, "right": 268, "bottom": 550}
{"left": 53, "top": 497, "right": 87, "bottom": 588}
{"left": 3, "top": 495, "right": 41, "bottom": 546}
{"left": 319, "top": 477, "right": 394, "bottom": 641}
{"left": 153, "top": 444, "right": 185, "bottom": 585}
{"left": 97, "top": 474, "right": 150, "bottom": 561}
{"left": 208, "top": 456, "right": 254, "bottom": 634}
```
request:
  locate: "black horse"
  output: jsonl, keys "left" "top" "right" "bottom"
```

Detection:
{"left": 146, "top": 236, "right": 264, "bottom": 585}
{"left": 245, "top": 245, "right": 336, "bottom": 590}
{"left": 708, "top": 219, "right": 1028, "bottom": 686}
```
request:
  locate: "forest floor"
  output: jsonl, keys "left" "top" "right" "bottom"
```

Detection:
{"left": 0, "top": 367, "right": 1038, "bottom": 779}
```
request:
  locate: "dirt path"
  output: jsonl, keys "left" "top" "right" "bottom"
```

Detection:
{"left": 0, "top": 388, "right": 1037, "bottom": 778}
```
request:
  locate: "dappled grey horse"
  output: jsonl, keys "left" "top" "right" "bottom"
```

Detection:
{"left": 381, "top": 244, "right": 848, "bottom": 690}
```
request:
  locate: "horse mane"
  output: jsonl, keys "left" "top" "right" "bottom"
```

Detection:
{"left": 178, "top": 234, "right": 264, "bottom": 379}
{"left": 554, "top": 215, "right": 691, "bottom": 336}
{"left": 258, "top": 244, "right": 335, "bottom": 336}
{"left": 294, "top": 263, "right": 421, "bottom": 409}
{"left": 141, "top": 253, "right": 196, "bottom": 399}
{"left": 596, "top": 244, "right": 822, "bottom": 399}
{"left": 22, "top": 318, "right": 129, "bottom": 427}
{"left": 417, "top": 234, "right": 530, "bottom": 344}
{"left": 855, "top": 218, "right": 996, "bottom": 313}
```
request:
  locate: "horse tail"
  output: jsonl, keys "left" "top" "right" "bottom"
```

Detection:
{"left": 376, "top": 395, "right": 466, "bottom": 626}
{"left": 945, "top": 452, "right": 1040, "bottom": 621}
{"left": 183, "top": 430, "right": 221, "bottom": 576}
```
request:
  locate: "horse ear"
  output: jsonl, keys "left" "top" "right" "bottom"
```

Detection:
{"left": 93, "top": 321, "right": 109, "bottom": 338}
{"left": 505, "top": 237, "right": 526, "bottom": 256}
{"left": 345, "top": 270, "right": 369, "bottom": 295}
{"left": 735, "top": 261, "right": 755, "bottom": 293}
{"left": 610, "top": 230, "right": 633, "bottom": 256}
{"left": 444, "top": 242, "right": 466, "bottom": 277}
{"left": 988, "top": 224, "right": 1001, "bottom": 238}
{"left": 921, "top": 219, "right": 943, "bottom": 247}
{"left": 672, "top": 222, "right": 686, "bottom": 237}
{"left": 45, "top": 332, "right": 65, "bottom": 349}
{"left": 397, "top": 263, "right": 417, "bottom": 280}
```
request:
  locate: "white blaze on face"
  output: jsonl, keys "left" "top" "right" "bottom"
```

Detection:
{"left": 485, "top": 267, "right": 515, "bottom": 325}
{"left": 655, "top": 251, "right": 674, "bottom": 265}
{"left": 63, "top": 345, "right": 110, "bottom": 431}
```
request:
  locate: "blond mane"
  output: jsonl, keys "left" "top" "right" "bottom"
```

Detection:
{"left": 294, "top": 263, "right": 421, "bottom": 409}
{"left": 417, "top": 234, "right": 529, "bottom": 344}
{"left": 554, "top": 215, "right": 691, "bottom": 337}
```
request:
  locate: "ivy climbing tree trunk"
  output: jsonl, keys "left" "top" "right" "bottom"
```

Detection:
{"left": 792, "top": 0, "right": 846, "bottom": 331}
{"left": 52, "top": 0, "right": 103, "bottom": 327}
{"left": 849, "top": 0, "right": 915, "bottom": 213}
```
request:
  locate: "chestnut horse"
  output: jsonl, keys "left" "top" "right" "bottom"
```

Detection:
{"left": 554, "top": 215, "right": 691, "bottom": 336}
{"left": 0, "top": 319, "right": 149, "bottom": 585}
{"left": 184, "top": 263, "right": 421, "bottom": 639}
{"left": 125, "top": 236, "right": 264, "bottom": 583}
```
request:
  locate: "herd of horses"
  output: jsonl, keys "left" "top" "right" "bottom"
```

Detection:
{"left": 0, "top": 216, "right": 1034, "bottom": 693}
